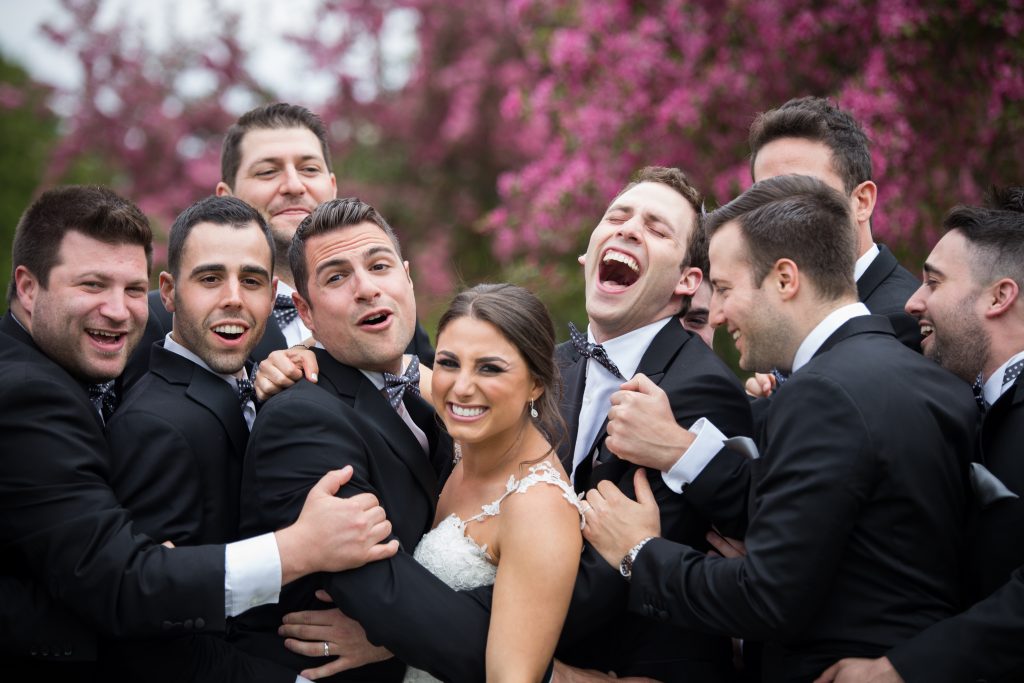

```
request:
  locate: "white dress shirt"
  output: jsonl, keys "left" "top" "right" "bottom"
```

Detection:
{"left": 571, "top": 318, "right": 669, "bottom": 483}
{"left": 983, "top": 349, "right": 1024, "bottom": 407}
{"left": 276, "top": 282, "right": 314, "bottom": 348}
{"left": 854, "top": 243, "right": 880, "bottom": 282}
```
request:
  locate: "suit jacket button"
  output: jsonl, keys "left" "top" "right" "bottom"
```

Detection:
{"left": 184, "top": 619, "right": 194, "bottom": 630}
{"left": 195, "top": 617, "right": 205, "bottom": 629}
{"left": 64, "top": 647, "right": 73, "bottom": 656}
{"left": 162, "top": 620, "right": 173, "bottom": 631}
{"left": 656, "top": 609, "right": 668, "bottom": 621}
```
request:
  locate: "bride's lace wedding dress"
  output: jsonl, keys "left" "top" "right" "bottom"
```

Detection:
{"left": 403, "top": 460, "right": 584, "bottom": 682}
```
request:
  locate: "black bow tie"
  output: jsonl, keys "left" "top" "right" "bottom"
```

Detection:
{"left": 383, "top": 356, "right": 421, "bottom": 410}
{"left": 236, "top": 376, "right": 255, "bottom": 408}
{"left": 568, "top": 323, "right": 624, "bottom": 380}
{"left": 273, "top": 294, "right": 300, "bottom": 328}
{"left": 88, "top": 380, "right": 118, "bottom": 421}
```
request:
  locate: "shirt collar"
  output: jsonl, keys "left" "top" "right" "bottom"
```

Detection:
{"left": 359, "top": 354, "right": 416, "bottom": 391}
{"left": 983, "top": 349, "right": 1024, "bottom": 406}
{"left": 587, "top": 318, "right": 670, "bottom": 380}
{"left": 791, "top": 302, "right": 871, "bottom": 374}
{"left": 163, "top": 333, "right": 248, "bottom": 390}
{"left": 854, "top": 243, "right": 880, "bottom": 282}
{"left": 276, "top": 281, "right": 296, "bottom": 297}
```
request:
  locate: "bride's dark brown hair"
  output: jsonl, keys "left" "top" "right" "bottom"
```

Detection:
{"left": 436, "top": 283, "right": 567, "bottom": 458}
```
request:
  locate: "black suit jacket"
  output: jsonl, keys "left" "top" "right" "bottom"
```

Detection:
{"left": 888, "top": 369, "right": 1024, "bottom": 682}
{"left": 235, "top": 349, "right": 492, "bottom": 681}
{"left": 0, "top": 313, "right": 225, "bottom": 666}
{"left": 629, "top": 316, "right": 974, "bottom": 682}
{"left": 123, "top": 290, "right": 435, "bottom": 391}
{"left": 107, "top": 342, "right": 250, "bottom": 544}
{"left": 555, "top": 320, "right": 754, "bottom": 681}
{"left": 858, "top": 244, "right": 921, "bottom": 351}
{"left": 102, "top": 343, "right": 293, "bottom": 682}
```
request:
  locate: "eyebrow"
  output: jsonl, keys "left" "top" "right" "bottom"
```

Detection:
{"left": 248, "top": 154, "right": 323, "bottom": 168}
{"left": 434, "top": 350, "right": 510, "bottom": 365}
{"left": 190, "top": 263, "right": 270, "bottom": 279}
{"left": 922, "top": 262, "right": 945, "bottom": 278}
{"left": 314, "top": 246, "right": 398, "bottom": 276}
{"left": 606, "top": 203, "right": 672, "bottom": 229}
{"left": 77, "top": 271, "right": 148, "bottom": 288}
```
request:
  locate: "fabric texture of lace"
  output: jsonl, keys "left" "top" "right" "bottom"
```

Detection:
{"left": 403, "top": 461, "right": 583, "bottom": 682}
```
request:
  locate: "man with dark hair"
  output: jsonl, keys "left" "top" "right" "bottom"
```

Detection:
{"left": 102, "top": 195, "right": 295, "bottom": 680}
{"left": 819, "top": 188, "right": 1024, "bottom": 683}
{"left": 748, "top": 96, "right": 921, "bottom": 350}
{"left": 125, "top": 102, "right": 432, "bottom": 389}
{"left": 233, "top": 197, "right": 494, "bottom": 680}
{"left": 581, "top": 175, "right": 974, "bottom": 681}
{"left": 552, "top": 165, "right": 752, "bottom": 680}
{"left": 0, "top": 186, "right": 398, "bottom": 677}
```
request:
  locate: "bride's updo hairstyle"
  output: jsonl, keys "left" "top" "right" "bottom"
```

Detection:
{"left": 436, "top": 283, "right": 566, "bottom": 452}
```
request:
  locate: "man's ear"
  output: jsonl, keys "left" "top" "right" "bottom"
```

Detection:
{"left": 214, "top": 182, "right": 233, "bottom": 197}
{"left": 13, "top": 265, "right": 39, "bottom": 316}
{"left": 773, "top": 259, "right": 800, "bottom": 301}
{"left": 984, "top": 278, "right": 1020, "bottom": 319}
{"left": 674, "top": 266, "right": 702, "bottom": 298}
{"left": 329, "top": 173, "right": 338, "bottom": 199}
{"left": 851, "top": 180, "right": 877, "bottom": 225}
{"left": 294, "top": 292, "right": 315, "bottom": 333}
{"left": 158, "top": 271, "right": 176, "bottom": 313}
{"left": 404, "top": 260, "right": 413, "bottom": 286}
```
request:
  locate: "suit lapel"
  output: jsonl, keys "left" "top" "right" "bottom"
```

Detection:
{"left": 315, "top": 351, "right": 439, "bottom": 502}
{"left": 150, "top": 344, "right": 249, "bottom": 456}
{"left": 813, "top": 315, "right": 894, "bottom": 360}
{"left": 856, "top": 244, "right": 898, "bottom": 303}
{"left": 556, "top": 341, "right": 587, "bottom": 471}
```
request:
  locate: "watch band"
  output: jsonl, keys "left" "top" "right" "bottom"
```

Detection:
{"left": 619, "top": 536, "right": 655, "bottom": 581}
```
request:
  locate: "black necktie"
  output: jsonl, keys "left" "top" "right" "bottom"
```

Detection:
{"left": 383, "top": 356, "right": 421, "bottom": 410}
{"left": 88, "top": 380, "right": 117, "bottom": 421}
{"left": 273, "top": 294, "right": 299, "bottom": 328}
{"left": 1003, "top": 359, "right": 1023, "bottom": 390}
{"left": 972, "top": 372, "right": 986, "bottom": 411}
{"left": 568, "top": 323, "right": 624, "bottom": 380}
{"left": 236, "top": 376, "right": 255, "bottom": 408}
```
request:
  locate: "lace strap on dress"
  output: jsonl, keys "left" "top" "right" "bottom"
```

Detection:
{"left": 465, "top": 461, "right": 586, "bottom": 529}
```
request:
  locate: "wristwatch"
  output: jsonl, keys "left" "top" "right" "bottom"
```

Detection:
{"left": 619, "top": 536, "right": 655, "bottom": 581}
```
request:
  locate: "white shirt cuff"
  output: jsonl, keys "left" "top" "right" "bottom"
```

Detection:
{"left": 661, "top": 417, "right": 727, "bottom": 493}
{"left": 224, "top": 533, "right": 282, "bottom": 617}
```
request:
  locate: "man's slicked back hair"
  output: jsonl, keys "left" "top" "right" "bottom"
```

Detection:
{"left": 221, "top": 102, "right": 332, "bottom": 188}
{"left": 946, "top": 186, "right": 1024, "bottom": 290}
{"left": 289, "top": 197, "right": 402, "bottom": 301}
{"left": 8, "top": 185, "right": 153, "bottom": 304}
{"left": 167, "top": 195, "right": 275, "bottom": 279}
{"left": 706, "top": 174, "right": 858, "bottom": 302}
{"left": 749, "top": 96, "right": 872, "bottom": 194}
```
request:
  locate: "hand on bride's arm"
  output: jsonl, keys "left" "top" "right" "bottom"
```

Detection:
{"left": 582, "top": 469, "right": 661, "bottom": 568}
{"left": 280, "top": 589, "right": 392, "bottom": 680}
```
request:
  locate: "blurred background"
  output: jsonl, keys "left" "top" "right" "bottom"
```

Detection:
{"left": 1, "top": 0, "right": 1023, "bottom": 370}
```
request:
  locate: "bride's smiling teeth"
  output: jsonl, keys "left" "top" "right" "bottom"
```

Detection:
{"left": 451, "top": 404, "right": 486, "bottom": 417}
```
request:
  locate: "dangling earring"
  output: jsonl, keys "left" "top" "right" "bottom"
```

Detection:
{"left": 529, "top": 399, "right": 539, "bottom": 419}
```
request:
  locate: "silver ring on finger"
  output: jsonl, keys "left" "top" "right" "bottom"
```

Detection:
{"left": 323, "top": 641, "right": 330, "bottom": 657}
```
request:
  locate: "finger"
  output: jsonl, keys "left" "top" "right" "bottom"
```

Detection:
{"left": 314, "top": 589, "right": 335, "bottom": 604}
{"left": 345, "top": 492, "right": 382, "bottom": 510}
{"left": 583, "top": 488, "right": 606, "bottom": 508}
{"left": 618, "top": 376, "right": 643, "bottom": 393}
{"left": 364, "top": 538, "right": 400, "bottom": 562}
{"left": 577, "top": 253, "right": 586, "bottom": 266}
{"left": 311, "top": 466, "right": 354, "bottom": 498}
{"left": 366, "top": 519, "right": 393, "bottom": 546}
{"left": 278, "top": 622, "right": 331, "bottom": 640}
{"left": 744, "top": 377, "right": 763, "bottom": 397}
{"left": 631, "top": 373, "right": 661, "bottom": 396}
{"left": 282, "top": 636, "right": 333, "bottom": 658}
{"left": 161, "top": 540, "right": 175, "bottom": 548}
{"left": 705, "top": 530, "right": 737, "bottom": 558}
{"left": 633, "top": 468, "right": 656, "bottom": 506}
{"left": 301, "top": 655, "right": 360, "bottom": 680}
{"left": 281, "top": 610, "right": 334, "bottom": 627}
{"left": 595, "top": 478, "right": 625, "bottom": 501}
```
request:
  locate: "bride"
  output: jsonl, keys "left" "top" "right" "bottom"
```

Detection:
{"left": 277, "top": 283, "right": 584, "bottom": 681}
{"left": 406, "top": 283, "right": 584, "bottom": 681}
